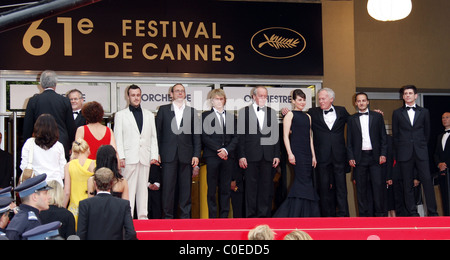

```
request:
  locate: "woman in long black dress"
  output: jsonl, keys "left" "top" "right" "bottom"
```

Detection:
{"left": 274, "top": 89, "right": 320, "bottom": 217}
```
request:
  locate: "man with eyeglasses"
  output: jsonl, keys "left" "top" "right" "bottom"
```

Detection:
{"left": 67, "top": 89, "right": 87, "bottom": 128}
{"left": 156, "top": 83, "right": 201, "bottom": 219}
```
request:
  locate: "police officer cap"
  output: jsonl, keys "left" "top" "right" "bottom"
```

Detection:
{"left": 15, "top": 174, "right": 52, "bottom": 198}
{"left": 0, "top": 186, "right": 12, "bottom": 198}
{"left": 0, "top": 197, "right": 12, "bottom": 215}
{"left": 22, "top": 221, "right": 62, "bottom": 240}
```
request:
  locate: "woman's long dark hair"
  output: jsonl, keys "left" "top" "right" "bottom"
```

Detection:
{"left": 94, "top": 145, "right": 122, "bottom": 179}
{"left": 33, "top": 114, "right": 59, "bottom": 150}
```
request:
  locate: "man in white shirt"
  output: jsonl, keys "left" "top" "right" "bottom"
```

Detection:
{"left": 155, "top": 84, "right": 201, "bottom": 219}
{"left": 347, "top": 93, "right": 388, "bottom": 217}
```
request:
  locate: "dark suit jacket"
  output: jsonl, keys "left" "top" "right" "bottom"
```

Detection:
{"left": 347, "top": 111, "right": 388, "bottom": 163}
{"left": 155, "top": 104, "right": 201, "bottom": 164}
{"left": 308, "top": 106, "right": 349, "bottom": 163}
{"left": 0, "top": 149, "right": 13, "bottom": 188}
{"left": 202, "top": 109, "right": 239, "bottom": 158}
{"left": 237, "top": 105, "right": 280, "bottom": 162}
{"left": 434, "top": 132, "right": 450, "bottom": 168}
{"left": 23, "top": 89, "right": 76, "bottom": 157}
{"left": 392, "top": 106, "right": 430, "bottom": 162}
{"left": 77, "top": 193, "right": 136, "bottom": 240}
{"left": 74, "top": 113, "right": 87, "bottom": 128}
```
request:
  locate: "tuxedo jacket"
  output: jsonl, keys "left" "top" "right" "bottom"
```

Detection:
{"left": 347, "top": 111, "right": 388, "bottom": 163}
{"left": 155, "top": 104, "right": 201, "bottom": 164}
{"left": 23, "top": 89, "right": 76, "bottom": 156}
{"left": 114, "top": 107, "right": 159, "bottom": 166}
{"left": 434, "top": 132, "right": 450, "bottom": 168}
{"left": 308, "top": 106, "right": 349, "bottom": 163}
{"left": 77, "top": 193, "right": 136, "bottom": 240}
{"left": 74, "top": 113, "right": 86, "bottom": 128}
{"left": 202, "top": 109, "right": 239, "bottom": 159}
{"left": 237, "top": 105, "right": 280, "bottom": 162}
{"left": 392, "top": 106, "right": 430, "bottom": 162}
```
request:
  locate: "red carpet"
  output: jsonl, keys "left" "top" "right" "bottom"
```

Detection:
{"left": 134, "top": 217, "right": 450, "bottom": 240}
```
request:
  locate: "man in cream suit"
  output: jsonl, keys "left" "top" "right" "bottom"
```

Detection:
{"left": 115, "top": 85, "right": 159, "bottom": 219}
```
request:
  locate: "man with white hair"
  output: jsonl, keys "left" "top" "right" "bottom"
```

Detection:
{"left": 23, "top": 70, "right": 76, "bottom": 160}
{"left": 308, "top": 88, "right": 350, "bottom": 217}
{"left": 238, "top": 86, "right": 280, "bottom": 218}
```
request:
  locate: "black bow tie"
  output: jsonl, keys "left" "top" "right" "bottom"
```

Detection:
{"left": 445, "top": 130, "right": 450, "bottom": 134}
{"left": 324, "top": 108, "right": 334, "bottom": 115}
{"left": 359, "top": 112, "right": 369, "bottom": 116}
{"left": 73, "top": 111, "right": 79, "bottom": 115}
{"left": 257, "top": 107, "right": 264, "bottom": 112}
{"left": 406, "top": 106, "right": 417, "bottom": 111}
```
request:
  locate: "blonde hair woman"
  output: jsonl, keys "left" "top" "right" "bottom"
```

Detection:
{"left": 248, "top": 225, "right": 275, "bottom": 240}
{"left": 283, "top": 230, "right": 313, "bottom": 240}
{"left": 63, "top": 139, "right": 96, "bottom": 227}
{"left": 40, "top": 180, "right": 76, "bottom": 239}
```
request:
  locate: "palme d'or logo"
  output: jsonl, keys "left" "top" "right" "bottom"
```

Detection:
{"left": 251, "top": 27, "right": 306, "bottom": 59}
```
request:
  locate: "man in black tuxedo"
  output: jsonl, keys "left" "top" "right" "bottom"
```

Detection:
{"left": 238, "top": 86, "right": 280, "bottom": 218}
{"left": 392, "top": 85, "right": 437, "bottom": 216}
{"left": 23, "top": 71, "right": 76, "bottom": 160}
{"left": 202, "top": 89, "right": 239, "bottom": 218}
{"left": 434, "top": 112, "right": 450, "bottom": 216}
{"left": 67, "top": 89, "right": 86, "bottom": 128}
{"left": 0, "top": 133, "right": 13, "bottom": 188}
{"left": 156, "top": 83, "right": 201, "bottom": 219}
{"left": 308, "top": 88, "right": 349, "bottom": 217}
{"left": 77, "top": 168, "right": 136, "bottom": 240}
{"left": 347, "top": 93, "right": 388, "bottom": 217}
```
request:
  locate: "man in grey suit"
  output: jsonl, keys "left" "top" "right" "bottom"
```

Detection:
{"left": 156, "top": 84, "right": 201, "bottom": 219}
{"left": 392, "top": 85, "right": 438, "bottom": 216}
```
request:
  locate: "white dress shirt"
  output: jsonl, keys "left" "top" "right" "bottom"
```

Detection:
{"left": 443, "top": 129, "right": 450, "bottom": 151}
{"left": 73, "top": 109, "right": 81, "bottom": 120}
{"left": 253, "top": 103, "right": 265, "bottom": 130}
{"left": 406, "top": 104, "right": 416, "bottom": 126}
{"left": 213, "top": 107, "right": 226, "bottom": 127}
{"left": 173, "top": 103, "right": 186, "bottom": 130}
{"left": 359, "top": 110, "right": 373, "bottom": 151}
{"left": 323, "top": 105, "right": 336, "bottom": 130}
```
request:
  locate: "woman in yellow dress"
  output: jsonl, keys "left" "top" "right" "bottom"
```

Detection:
{"left": 63, "top": 139, "right": 96, "bottom": 227}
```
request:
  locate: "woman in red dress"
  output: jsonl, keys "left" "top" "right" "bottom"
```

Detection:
{"left": 75, "top": 101, "right": 117, "bottom": 160}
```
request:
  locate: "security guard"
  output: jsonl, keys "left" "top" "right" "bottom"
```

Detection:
{"left": 0, "top": 186, "right": 12, "bottom": 198}
{"left": 5, "top": 174, "right": 52, "bottom": 240}
{"left": 0, "top": 197, "right": 13, "bottom": 238}
{"left": 22, "top": 221, "right": 62, "bottom": 240}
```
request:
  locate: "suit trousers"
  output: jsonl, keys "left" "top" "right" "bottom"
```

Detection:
{"left": 161, "top": 154, "right": 192, "bottom": 219}
{"left": 398, "top": 150, "right": 438, "bottom": 216}
{"left": 205, "top": 156, "right": 233, "bottom": 218}
{"left": 354, "top": 151, "right": 386, "bottom": 217}
{"left": 122, "top": 163, "right": 150, "bottom": 219}
{"left": 245, "top": 160, "right": 273, "bottom": 218}
{"left": 316, "top": 159, "right": 349, "bottom": 217}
